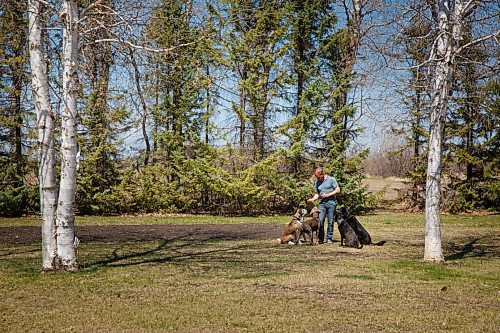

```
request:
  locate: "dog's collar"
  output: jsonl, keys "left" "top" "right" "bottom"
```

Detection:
{"left": 292, "top": 215, "right": 303, "bottom": 224}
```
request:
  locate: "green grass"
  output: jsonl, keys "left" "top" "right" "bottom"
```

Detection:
{"left": 0, "top": 214, "right": 288, "bottom": 227}
{"left": 1, "top": 213, "right": 499, "bottom": 332}
{"left": 362, "top": 211, "right": 499, "bottom": 227}
{"left": 389, "top": 259, "right": 463, "bottom": 280}
{"left": 2, "top": 211, "right": 496, "bottom": 228}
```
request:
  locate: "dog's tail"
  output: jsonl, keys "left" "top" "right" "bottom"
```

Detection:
{"left": 372, "top": 240, "right": 386, "bottom": 246}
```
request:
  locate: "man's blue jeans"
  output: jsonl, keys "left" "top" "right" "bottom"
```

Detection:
{"left": 319, "top": 200, "right": 336, "bottom": 242}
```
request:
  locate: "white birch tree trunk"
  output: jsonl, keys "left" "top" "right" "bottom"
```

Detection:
{"left": 28, "top": 0, "right": 58, "bottom": 270}
{"left": 29, "top": 0, "right": 80, "bottom": 271}
{"left": 425, "top": 0, "right": 467, "bottom": 262}
{"left": 55, "top": 0, "right": 79, "bottom": 270}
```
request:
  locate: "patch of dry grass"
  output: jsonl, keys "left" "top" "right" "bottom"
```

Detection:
{"left": 1, "top": 213, "right": 499, "bottom": 332}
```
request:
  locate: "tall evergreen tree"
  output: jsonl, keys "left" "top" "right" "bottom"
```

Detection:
{"left": 146, "top": 0, "right": 208, "bottom": 162}
{"left": 280, "top": 0, "right": 336, "bottom": 175}
{"left": 77, "top": 0, "right": 125, "bottom": 215}
{"left": 309, "top": 0, "right": 371, "bottom": 212}
{"left": 446, "top": 26, "right": 499, "bottom": 212}
{"left": 394, "top": 12, "right": 433, "bottom": 210}
{"left": 0, "top": 0, "right": 33, "bottom": 216}
{"left": 222, "top": 0, "right": 288, "bottom": 161}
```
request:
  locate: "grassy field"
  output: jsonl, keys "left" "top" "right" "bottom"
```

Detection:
{"left": 1, "top": 213, "right": 499, "bottom": 332}
{"left": 363, "top": 176, "right": 408, "bottom": 201}
{"left": 0, "top": 214, "right": 286, "bottom": 227}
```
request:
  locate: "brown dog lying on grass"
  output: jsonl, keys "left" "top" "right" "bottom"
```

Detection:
{"left": 299, "top": 207, "right": 320, "bottom": 245}
{"left": 277, "top": 208, "right": 308, "bottom": 244}
{"left": 335, "top": 209, "right": 363, "bottom": 249}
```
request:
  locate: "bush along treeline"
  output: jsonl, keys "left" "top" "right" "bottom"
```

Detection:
{"left": 1, "top": 0, "right": 498, "bottom": 217}
{"left": 2, "top": 141, "right": 377, "bottom": 216}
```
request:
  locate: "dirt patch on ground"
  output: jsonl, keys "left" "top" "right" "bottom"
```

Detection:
{"left": 0, "top": 223, "right": 284, "bottom": 245}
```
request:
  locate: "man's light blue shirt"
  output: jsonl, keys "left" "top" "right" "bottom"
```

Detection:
{"left": 315, "top": 175, "right": 339, "bottom": 203}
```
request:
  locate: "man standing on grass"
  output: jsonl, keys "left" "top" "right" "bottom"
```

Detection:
{"left": 307, "top": 167, "right": 341, "bottom": 244}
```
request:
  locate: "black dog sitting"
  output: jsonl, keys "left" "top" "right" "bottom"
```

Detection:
{"left": 335, "top": 211, "right": 363, "bottom": 249}
{"left": 339, "top": 207, "right": 386, "bottom": 246}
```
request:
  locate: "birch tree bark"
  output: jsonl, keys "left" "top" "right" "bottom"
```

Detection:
{"left": 28, "top": 0, "right": 58, "bottom": 270}
{"left": 28, "top": 0, "right": 80, "bottom": 271}
{"left": 55, "top": 0, "right": 79, "bottom": 270}
{"left": 425, "top": 0, "right": 468, "bottom": 262}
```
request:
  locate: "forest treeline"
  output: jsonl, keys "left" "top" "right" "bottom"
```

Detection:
{"left": 0, "top": 0, "right": 498, "bottom": 217}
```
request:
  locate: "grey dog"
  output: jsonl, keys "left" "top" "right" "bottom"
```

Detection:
{"left": 336, "top": 211, "right": 363, "bottom": 249}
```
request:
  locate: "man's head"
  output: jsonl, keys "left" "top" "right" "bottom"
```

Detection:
{"left": 314, "top": 167, "right": 325, "bottom": 181}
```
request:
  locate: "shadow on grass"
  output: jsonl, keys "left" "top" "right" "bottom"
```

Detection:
{"left": 0, "top": 248, "right": 39, "bottom": 258}
{"left": 81, "top": 234, "right": 277, "bottom": 271}
{"left": 444, "top": 237, "right": 494, "bottom": 261}
{"left": 81, "top": 234, "right": 354, "bottom": 272}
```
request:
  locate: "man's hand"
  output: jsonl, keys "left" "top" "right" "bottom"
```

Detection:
{"left": 307, "top": 195, "right": 317, "bottom": 203}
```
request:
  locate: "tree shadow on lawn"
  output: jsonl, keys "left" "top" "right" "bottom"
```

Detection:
{"left": 83, "top": 234, "right": 500, "bottom": 271}
{"left": 443, "top": 236, "right": 499, "bottom": 261}
{"left": 0, "top": 248, "right": 39, "bottom": 258}
{"left": 351, "top": 235, "right": 498, "bottom": 262}
{"left": 81, "top": 235, "right": 283, "bottom": 271}
{"left": 81, "top": 236, "right": 354, "bottom": 271}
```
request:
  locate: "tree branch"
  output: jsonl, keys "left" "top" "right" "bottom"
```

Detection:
{"left": 91, "top": 38, "right": 198, "bottom": 54}
{"left": 454, "top": 30, "right": 500, "bottom": 56}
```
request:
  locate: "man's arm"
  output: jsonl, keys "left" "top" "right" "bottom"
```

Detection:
{"left": 307, "top": 193, "right": 320, "bottom": 203}
{"left": 319, "top": 186, "right": 340, "bottom": 199}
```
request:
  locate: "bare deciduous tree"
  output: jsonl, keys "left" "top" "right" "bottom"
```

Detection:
{"left": 29, "top": 0, "right": 58, "bottom": 270}
{"left": 28, "top": 0, "right": 79, "bottom": 271}
{"left": 55, "top": 0, "right": 79, "bottom": 270}
{"left": 424, "top": 0, "right": 498, "bottom": 262}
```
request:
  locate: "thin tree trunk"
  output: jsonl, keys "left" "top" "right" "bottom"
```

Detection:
{"left": 251, "top": 99, "right": 267, "bottom": 161}
{"left": 466, "top": 122, "right": 473, "bottom": 190}
{"left": 464, "top": 66, "right": 474, "bottom": 194}
{"left": 205, "top": 65, "right": 210, "bottom": 144}
{"left": 292, "top": 0, "right": 305, "bottom": 174}
{"left": 252, "top": 61, "right": 271, "bottom": 161}
{"left": 412, "top": 69, "right": 424, "bottom": 207}
{"left": 294, "top": 0, "right": 305, "bottom": 116}
{"left": 28, "top": 0, "right": 58, "bottom": 270}
{"left": 339, "top": 0, "right": 362, "bottom": 144}
{"left": 10, "top": 60, "right": 24, "bottom": 187}
{"left": 239, "top": 71, "right": 247, "bottom": 150}
{"left": 130, "top": 49, "right": 151, "bottom": 166}
{"left": 152, "top": 61, "right": 160, "bottom": 163}
{"left": 253, "top": 102, "right": 266, "bottom": 161}
{"left": 55, "top": 0, "right": 79, "bottom": 270}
